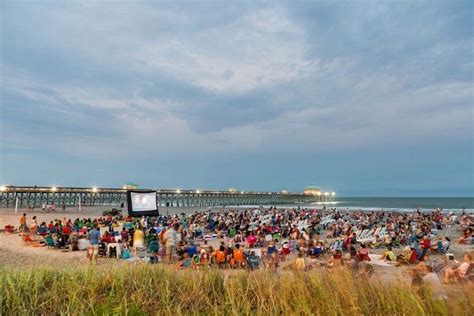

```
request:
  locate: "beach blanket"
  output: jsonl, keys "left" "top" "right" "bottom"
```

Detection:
{"left": 368, "top": 254, "right": 396, "bottom": 267}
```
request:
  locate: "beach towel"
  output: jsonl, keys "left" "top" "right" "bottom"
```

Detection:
{"left": 367, "top": 254, "right": 395, "bottom": 267}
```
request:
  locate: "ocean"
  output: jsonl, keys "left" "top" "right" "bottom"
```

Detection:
{"left": 308, "top": 197, "right": 474, "bottom": 213}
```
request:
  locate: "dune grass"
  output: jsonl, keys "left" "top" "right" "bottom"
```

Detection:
{"left": 1, "top": 265, "right": 473, "bottom": 315}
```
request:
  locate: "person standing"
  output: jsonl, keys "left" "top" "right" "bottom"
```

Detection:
{"left": 19, "top": 213, "right": 27, "bottom": 233}
{"left": 88, "top": 225, "right": 101, "bottom": 265}
{"left": 164, "top": 223, "right": 180, "bottom": 263}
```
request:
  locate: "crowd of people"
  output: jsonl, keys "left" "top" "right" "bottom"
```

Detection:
{"left": 10, "top": 206, "right": 474, "bottom": 290}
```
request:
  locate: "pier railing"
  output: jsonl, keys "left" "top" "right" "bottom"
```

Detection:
{"left": 0, "top": 186, "right": 335, "bottom": 208}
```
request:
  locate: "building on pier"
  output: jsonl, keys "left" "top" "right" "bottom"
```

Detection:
{"left": 303, "top": 185, "right": 322, "bottom": 196}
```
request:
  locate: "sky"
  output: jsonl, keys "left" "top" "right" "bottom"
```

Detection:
{"left": 0, "top": 0, "right": 473, "bottom": 196}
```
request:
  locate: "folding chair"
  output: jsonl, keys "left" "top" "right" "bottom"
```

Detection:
{"left": 45, "top": 235, "right": 56, "bottom": 248}
{"left": 135, "top": 246, "right": 149, "bottom": 263}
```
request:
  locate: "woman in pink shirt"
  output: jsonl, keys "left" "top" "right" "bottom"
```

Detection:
{"left": 444, "top": 254, "right": 472, "bottom": 283}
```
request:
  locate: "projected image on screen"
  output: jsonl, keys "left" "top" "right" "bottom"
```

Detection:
{"left": 130, "top": 192, "right": 157, "bottom": 213}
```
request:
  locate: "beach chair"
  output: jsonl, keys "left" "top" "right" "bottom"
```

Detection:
{"left": 98, "top": 243, "right": 107, "bottom": 257}
{"left": 45, "top": 235, "right": 56, "bottom": 248}
{"left": 362, "top": 229, "right": 372, "bottom": 239}
{"left": 148, "top": 241, "right": 160, "bottom": 263}
{"left": 134, "top": 246, "right": 149, "bottom": 263}
{"left": 357, "top": 229, "right": 367, "bottom": 238}
{"left": 332, "top": 240, "right": 343, "bottom": 251}
{"left": 358, "top": 228, "right": 379, "bottom": 243}
{"left": 108, "top": 245, "right": 118, "bottom": 258}
{"left": 357, "top": 230, "right": 370, "bottom": 242}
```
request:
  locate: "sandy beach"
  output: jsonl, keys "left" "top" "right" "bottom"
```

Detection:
{"left": 0, "top": 206, "right": 216, "bottom": 269}
{"left": 1, "top": 206, "right": 472, "bottom": 280}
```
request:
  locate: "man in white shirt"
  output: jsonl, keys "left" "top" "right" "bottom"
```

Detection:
{"left": 421, "top": 264, "right": 447, "bottom": 299}
{"left": 164, "top": 223, "right": 180, "bottom": 263}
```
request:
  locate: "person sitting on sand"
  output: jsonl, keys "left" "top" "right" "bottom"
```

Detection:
{"left": 370, "top": 235, "right": 382, "bottom": 248}
{"left": 457, "top": 229, "right": 472, "bottom": 245}
{"left": 37, "top": 222, "right": 48, "bottom": 236}
{"left": 214, "top": 245, "right": 226, "bottom": 268}
{"left": 311, "top": 241, "right": 324, "bottom": 257}
{"left": 133, "top": 224, "right": 145, "bottom": 248}
{"left": 444, "top": 254, "right": 472, "bottom": 283}
{"left": 382, "top": 234, "right": 392, "bottom": 247}
{"left": 330, "top": 249, "right": 343, "bottom": 267}
{"left": 177, "top": 253, "right": 192, "bottom": 269}
{"left": 294, "top": 252, "right": 306, "bottom": 271}
{"left": 101, "top": 231, "right": 115, "bottom": 244}
{"left": 265, "top": 240, "right": 278, "bottom": 257}
{"left": 417, "top": 236, "right": 431, "bottom": 261}
{"left": 379, "top": 246, "right": 396, "bottom": 262}
{"left": 246, "top": 232, "right": 257, "bottom": 248}
{"left": 200, "top": 249, "right": 210, "bottom": 268}
{"left": 418, "top": 263, "right": 447, "bottom": 299}
{"left": 357, "top": 244, "right": 371, "bottom": 262}
{"left": 233, "top": 244, "right": 245, "bottom": 268}
{"left": 396, "top": 246, "right": 416, "bottom": 265}
{"left": 246, "top": 250, "right": 260, "bottom": 271}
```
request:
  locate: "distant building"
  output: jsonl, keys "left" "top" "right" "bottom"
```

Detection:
{"left": 303, "top": 185, "right": 321, "bottom": 196}
{"left": 123, "top": 182, "right": 138, "bottom": 190}
{"left": 228, "top": 188, "right": 238, "bottom": 193}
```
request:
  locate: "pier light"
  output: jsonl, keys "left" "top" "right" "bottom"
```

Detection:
{"left": 240, "top": 191, "right": 244, "bottom": 194}
{"left": 176, "top": 189, "right": 181, "bottom": 194}
{"left": 331, "top": 192, "right": 336, "bottom": 196}
{"left": 0, "top": 185, "right": 7, "bottom": 192}
{"left": 51, "top": 186, "right": 57, "bottom": 192}
{"left": 92, "top": 187, "right": 98, "bottom": 193}
{"left": 196, "top": 190, "right": 201, "bottom": 194}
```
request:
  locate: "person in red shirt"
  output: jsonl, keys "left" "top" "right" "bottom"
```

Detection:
{"left": 62, "top": 225, "right": 71, "bottom": 236}
{"left": 101, "top": 231, "right": 113, "bottom": 243}
{"left": 418, "top": 236, "right": 431, "bottom": 261}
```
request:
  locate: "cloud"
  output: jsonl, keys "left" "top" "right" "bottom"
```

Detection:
{"left": 0, "top": 1, "right": 472, "bottom": 193}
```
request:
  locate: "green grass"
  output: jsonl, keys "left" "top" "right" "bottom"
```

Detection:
{"left": 1, "top": 266, "right": 472, "bottom": 315}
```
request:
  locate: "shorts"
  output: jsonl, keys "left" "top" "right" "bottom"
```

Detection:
{"left": 166, "top": 246, "right": 176, "bottom": 258}
{"left": 92, "top": 244, "right": 99, "bottom": 255}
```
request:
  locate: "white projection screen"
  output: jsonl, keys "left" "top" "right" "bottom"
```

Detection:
{"left": 126, "top": 190, "right": 158, "bottom": 217}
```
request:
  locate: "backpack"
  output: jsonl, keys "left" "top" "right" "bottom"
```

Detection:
{"left": 122, "top": 249, "right": 131, "bottom": 259}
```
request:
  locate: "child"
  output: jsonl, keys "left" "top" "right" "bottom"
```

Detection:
{"left": 178, "top": 253, "right": 192, "bottom": 269}
{"left": 192, "top": 253, "right": 201, "bottom": 269}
